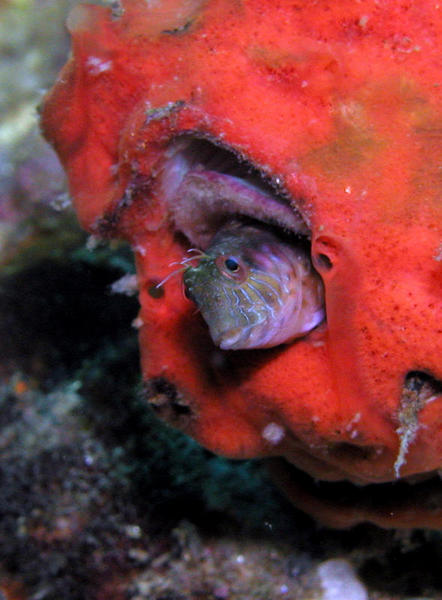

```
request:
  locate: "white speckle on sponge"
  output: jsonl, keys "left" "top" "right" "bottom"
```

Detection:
{"left": 111, "top": 273, "right": 138, "bottom": 296}
{"left": 86, "top": 56, "right": 113, "bottom": 75}
{"left": 261, "top": 422, "right": 285, "bottom": 445}
{"left": 317, "top": 559, "right": 368, "bottom": 600}
{"left": 131, "top": 317, "right": 144, "bottom": 329}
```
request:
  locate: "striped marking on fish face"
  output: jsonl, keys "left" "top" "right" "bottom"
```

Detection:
{"left": 183, "top": 252, "right": 271, "bottom": 348}
{"left": 183, "top": 223, "right": 324, "bottom": 350}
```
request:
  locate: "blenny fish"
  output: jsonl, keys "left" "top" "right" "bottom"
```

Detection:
{"left": 183, "top": 222, "right": 324, "bottom": 350}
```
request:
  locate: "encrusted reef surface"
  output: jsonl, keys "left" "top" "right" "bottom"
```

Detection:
{"left": 0, "top": 1, "right": 442, "bottom": 598}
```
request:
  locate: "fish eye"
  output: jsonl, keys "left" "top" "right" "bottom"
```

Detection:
{"left": 214, "top": 254, "right": 247, "bottom": 281}
{"left": 224, "top": 257, "right": 240, "bottom": 272}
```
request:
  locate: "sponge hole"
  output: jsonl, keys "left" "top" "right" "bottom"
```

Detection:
{"left": 312, "top": 235, "right": 340, "bottom": 275}
{"left": 314, "top": 252, "right": 333, "bottom": 271}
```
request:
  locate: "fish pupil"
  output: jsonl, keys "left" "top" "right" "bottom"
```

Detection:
{"left": 224, "top": 257, "right": 240, "bottom": 272}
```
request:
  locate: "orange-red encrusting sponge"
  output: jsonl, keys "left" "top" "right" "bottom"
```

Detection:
{"left": 41, "top": 0, "right": 442, "bottom": 528}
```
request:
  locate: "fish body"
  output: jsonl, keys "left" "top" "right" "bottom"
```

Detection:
{"left": 183, "top": 223, "right": 324, "bottom": 350}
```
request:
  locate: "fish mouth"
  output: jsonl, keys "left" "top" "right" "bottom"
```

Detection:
{"left": 215, "top": 325, "right": 255, "bottom": 350}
